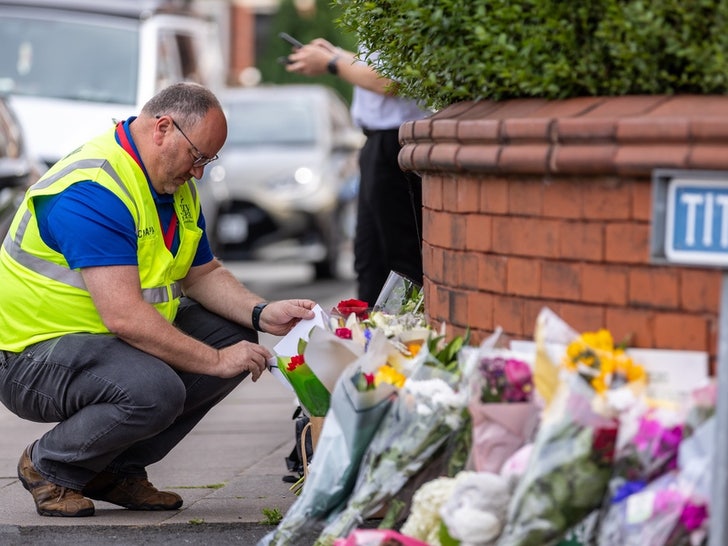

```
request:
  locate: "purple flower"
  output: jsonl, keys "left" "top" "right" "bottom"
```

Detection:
{"left": 632, "top": 415, "right": 684, "bottom": 476}
{"left": 656, "top": 425, "right": 683, "bottom": 461}
{"left": 680, "top": 502, "right": 708, "bottom": 531}
{"left": 612, "top": 480, "right": 646, "bottom": 503}
{"left": 478, "top": 354, "right": 532, "bottom": 403}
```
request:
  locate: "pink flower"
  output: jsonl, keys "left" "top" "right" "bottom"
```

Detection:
{"left": 503, "top": 358, "right": 533, "bottom": 402}
{"left": 505, "top": 358, "right": 532, "bottom": 388}
{"left": 335, "top": 327, "right": 353, "bottom": 339}
{"left": 654, "top": 489, "right": 684, "bottom": 514}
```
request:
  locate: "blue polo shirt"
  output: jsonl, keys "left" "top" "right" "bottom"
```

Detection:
{"left": 33, "top": 119, "right": 213, "bottom": 270}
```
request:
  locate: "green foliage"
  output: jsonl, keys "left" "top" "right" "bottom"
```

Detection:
{"left": 261, "top": 506, "right": 284, "bottom": 525}
{"left": 427, "top": 330, "right": 470, "bottom": 372}
{"left": 331, "top": 0, "right": 728, "bottom": 109}
{"left": 258, "top": 0, "right": 358, "bottom": 103}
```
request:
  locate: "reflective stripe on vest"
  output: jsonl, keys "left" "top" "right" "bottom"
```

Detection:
{"left": 2, "top": 158, "right": 181, "bottom": 304}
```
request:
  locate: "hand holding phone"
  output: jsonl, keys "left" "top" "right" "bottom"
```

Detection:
{"left": 279, "top": 32, "right": 303, "bottom": 49}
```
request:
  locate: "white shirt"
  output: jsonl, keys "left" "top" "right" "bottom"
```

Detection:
{"left": 349, "top": 50, "right": 429, "bottom": 131}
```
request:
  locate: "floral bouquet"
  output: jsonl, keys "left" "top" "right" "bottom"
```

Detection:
{"left": 595, "top": 470, "right": 709, "bottom": 546}
{"left": 276, "top": 337, "right": 331, "bottom": 417}
{"left": 497, "top": 309, "right": 649, "bottom": 546}
{"left": 313, "top": 342, "right": 469, "bottom": 546}
{"left": 326, "top": 296, "right": 430, "bottom": 363}
{"left": 596, "top": 391, "right": 716, "bottom": 546}
{"left": 497, "top": 372, "right": 619, "bottom": 546}
{"left": 608, "top": 406, "right": 684, "bottom": 502}
{"left": 400, "top": 470, "right": 512, "bottom": 546}
{"left": 465, "top": 328, "right": 539, "bottom": 474}
{"left": 258, "top": 331, "right": 413, "bottom": 546}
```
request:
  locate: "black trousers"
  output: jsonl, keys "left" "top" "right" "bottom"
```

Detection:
{"left": 355, "top": 128, "right": 423, "bottom": 306}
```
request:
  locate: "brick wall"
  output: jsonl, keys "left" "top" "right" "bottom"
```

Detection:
{"left": 400, "top": 96, "right": 728, "bottom": 370}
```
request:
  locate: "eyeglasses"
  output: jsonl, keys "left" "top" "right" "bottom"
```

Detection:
{"left": 157, "top": 115, "right": 218, "bottom": 167}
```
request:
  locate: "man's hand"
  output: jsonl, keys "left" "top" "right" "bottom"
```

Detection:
{"left": 258, "top": 299, "right": 316, "bottom": 336}
{"left": 217, "top": 341, "right": 272, "bottom": 381}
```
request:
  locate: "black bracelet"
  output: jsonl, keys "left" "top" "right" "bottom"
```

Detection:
{"left": 252, "top": 302, "right": 268, "bottom": 332}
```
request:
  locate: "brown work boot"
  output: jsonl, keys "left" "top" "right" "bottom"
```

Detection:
{"left": 17, "top": 444, "right": 95, "bottom": 517}
{"left": 83, "top": 471, "right": 183, "bottom": 510}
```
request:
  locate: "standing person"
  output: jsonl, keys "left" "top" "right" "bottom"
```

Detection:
{"left": 0, "top": 82, "right": 316, "bottom": 517}
{"left": 286, "top": 38, "right": 430, "bottom": 306}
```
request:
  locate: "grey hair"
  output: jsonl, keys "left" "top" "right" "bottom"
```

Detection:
{"left": 141, "top": 82, "right": 222, "bottom": 128}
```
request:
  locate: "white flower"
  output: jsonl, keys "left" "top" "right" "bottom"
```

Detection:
{"left": 400, "top": 476, "right": 457, "bottom": 545}
{"left": 440, "top": 471, "right": 511, "bottom": 546}
{"left": 405, "top": 378, "right": 467, "bottom": 429}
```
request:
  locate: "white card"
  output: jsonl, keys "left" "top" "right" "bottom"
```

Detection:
{"left": 273, "top": 304, "right": 327, "bottom": 357}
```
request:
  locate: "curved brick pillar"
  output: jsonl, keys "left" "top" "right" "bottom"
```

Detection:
{"left": 399, "top": 95, "right": 728, "bottom": 369}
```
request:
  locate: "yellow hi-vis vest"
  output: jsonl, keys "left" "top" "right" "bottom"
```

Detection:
{"left": 0, "top": 126, "right": 203, "bottom": 352}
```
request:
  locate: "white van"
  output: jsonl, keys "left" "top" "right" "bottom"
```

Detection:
{"left": 0, "top": 0, "right": 225, "bottom": 170}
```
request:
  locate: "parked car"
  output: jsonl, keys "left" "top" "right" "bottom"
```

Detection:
{"left": 0, "top": 94, "right": 38, "bottom": 240}
{"left": 200, "top": 84, "right": 364, "bottom": 279}
{"left": 0, "top": 0, "right": 225, "bottom": 171}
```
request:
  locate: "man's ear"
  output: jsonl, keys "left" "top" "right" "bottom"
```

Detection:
{"left": 153, "top": 115, "right": 171, "bottom": 146}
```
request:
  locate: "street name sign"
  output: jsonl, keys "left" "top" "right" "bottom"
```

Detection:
{"left": 652, "top": 169, "right": 728, "bottom": 266}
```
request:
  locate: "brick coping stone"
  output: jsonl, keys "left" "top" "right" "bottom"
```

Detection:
{"left": 399, "top": 95, "right": 728, "bottom": 176}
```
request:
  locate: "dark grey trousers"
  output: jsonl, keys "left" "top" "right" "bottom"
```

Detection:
{"left": 0, "top": 298, "right": 256, "bottom": 490}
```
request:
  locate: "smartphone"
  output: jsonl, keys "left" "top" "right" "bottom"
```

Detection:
{"left": 279, "top": 32, "right": 303, "bottom": 49}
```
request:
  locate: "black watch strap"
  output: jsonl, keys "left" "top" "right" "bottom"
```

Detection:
{"left": 252, "top": 302, "right": 268, "bottom": 332}
{"left": 327, "top": 55, "right": 340, "bottom": 75}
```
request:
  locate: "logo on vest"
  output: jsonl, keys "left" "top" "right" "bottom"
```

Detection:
{"left": 137, "top": 225, "right": 156, "bottom": 239}
{"left": 179, "top": 203, "right": 193, "bottom": 224}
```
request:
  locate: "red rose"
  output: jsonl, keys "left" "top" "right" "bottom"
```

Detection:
{"left": 591, "top": 425, "right": 618, "bottom": 465}
{"left": 335, "top": 327, "right": 353, "bottom": 339}
{"left": 336, "top": 299, "right": 370, "bottom": 320}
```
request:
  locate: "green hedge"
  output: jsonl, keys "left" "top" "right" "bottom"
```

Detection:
{"left": 332, "top": 0, "right": 728, "bottom": 110}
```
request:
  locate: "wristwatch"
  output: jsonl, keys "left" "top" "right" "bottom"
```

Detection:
{"left": 252, "top": 302, "right": 268, "bottom": 332}
{"left": 326, "top": 55, "right": 340, "bottom": 76}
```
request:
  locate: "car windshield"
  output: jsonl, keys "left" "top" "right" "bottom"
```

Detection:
{"left": 225, "top": 97, "right": 318, "bottom": 147}
{"left": 0, "top": 15, "right": 138, "bottom": 104}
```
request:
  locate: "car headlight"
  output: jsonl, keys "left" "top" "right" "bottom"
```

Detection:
{"left": 216, "top": 212, "right": 249, "bottom": 244}
{"left": 207, "top": 164, "right": 226, "bottom": 184}
{"left": 201, "top": 164, "right": 231, "bottom": 202}
{"left": 264, "top": 166, "right": 321, "bottom": 197}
